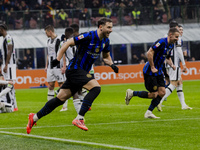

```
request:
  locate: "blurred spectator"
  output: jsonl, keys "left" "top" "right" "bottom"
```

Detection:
{"left": 25, "top": 49, "right": 34, "bottom": 68}
{"left": 131, "top": 7, "right": 141, "bottom": 25}
{"left": 140, "top": 53, "right": 147, "bottom": 63}
{"left": 76, "top": 0, "right": 85, "bottom": 10}
{"left": 112, "top": 2, "right": 120, "bottom": 17}
{"left": 24, "top": 10, "right": 30, "bottom": 29}
{"left": 131, "top": 54, "right": 139, "bottom": 64}
{"left": 168, "top": 0, "right": 180, "bottom": 19}
{"left": 0, "top": 1, "right": 5, "bottom": 12}
{"left": 79, "top": 9, "right": 87, "bottom": 27}
{"left": 58, "top": 9, "right": 69, "bottom": 28}
{"left": 140, "top": 59, "right": 145, "bottom": 64}
{"left": 4, "top": 9, "right": 16, "bottom": 29}
{"left": 44, "top": 11, "right": 53, "bottom": 27}
{"left": 84, "top": 8, "right": 91, "bottom": 27}
{"left": 191, "top": 57, "right": 195, "bottom": 61}
{"left": 187, "top": 0, "right": 199, "bottom": 19}
{"left": 17, "top": 56, "right": 30, "bottom": 69}
{"left": 104, "top": 8, "right": 111, "bottom": 18}
{"left": 99, "top": 4, "right": 106, "bottom": 17}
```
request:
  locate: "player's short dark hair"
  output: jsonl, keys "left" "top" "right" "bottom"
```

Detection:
{"left": 97, "top": 17, "right": 112, "bottom": 28}
{"left": 178, "top": 24, "right": 183, "bottom": 28}
{"left": 44, "top": 25, "right": 54, "bottom": 32}
{"left": 65, "top": 27, "right": 74, "bottom": 39}
{"left": 0, "top": 24, "right": 8, "bottom": 30}
{"left": 168, "top": 27, "right": 179, "bottom": 34}
{"left": 169, "top": 20, "right": 178, "bottom": 28}
{"left": 70, "top": 23, "right": 79, "bottom": 33}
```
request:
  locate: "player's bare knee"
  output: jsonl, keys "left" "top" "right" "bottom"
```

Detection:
{"left": 149, "top": 92, "right": 157, "bottom": 99}
{"left": 57, "top": 89, "right": 72, "bottom": 101}
{"left": 158, "top": 90, "right": 166, "bottom": 98}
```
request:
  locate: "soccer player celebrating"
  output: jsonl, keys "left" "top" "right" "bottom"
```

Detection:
{"left": 125, "top": 27, "right": 179, "bottom": 119}
{"left": 0, "top": 24, "right": 17, "bottom": 111}
{"left": 157, "top": 24, "right": 192, "bottom": 111}
{"left": 27, "top": 17, "right": 118, "bottom": 133}
{"left": 44, "top": 25, "right": 66, "bottom": 101}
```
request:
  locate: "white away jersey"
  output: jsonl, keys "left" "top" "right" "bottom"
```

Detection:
{"left": 1, "top": 34, "right": 16, "bottom": 65}
{"left": 59, "top": 40, "right": 77, "bottom": 66}
{"left": 167, "top": 36, "right": 185, "bottom": 67}
{"left": 47, "top": 36, "right": 62, "bottom": 69}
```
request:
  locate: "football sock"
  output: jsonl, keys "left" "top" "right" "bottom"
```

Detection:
{"left": 47, "top": 89, "right": 54, "bottom": 101}
{"left": 148, "top": 95, "right": 162, "bottom": 111}
{"left": 73, "top": 98, "right": 82, "bottom": 114}
{"left": 176, "top": 84, "right": 187, "bottom": 107}
{"left": 79, "top": 87, "right": 101, "bottom": 116}
{"left": 11, "top": 87, "right": 17, "bottom": 108}
{"left": 133, "top": 91, "right": 148, "bottom": 98}
{"left": 36, "top": 97, "right": 64, "bottom": 119}
{"left": 160, "top": 84, "right": 176, "bottom": 104}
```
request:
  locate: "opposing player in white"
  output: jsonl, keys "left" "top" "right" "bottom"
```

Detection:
{"left": 44, "top": 25, "right": 66, "bottom": 101}
{"left": 0, "top": 24, "right": 17, "bottom": 111}
{"left": 157, "top": 25, "right": 192, "bottom": 111}
{"left": 0, "top": 77, "right": 14, "bottom": 113}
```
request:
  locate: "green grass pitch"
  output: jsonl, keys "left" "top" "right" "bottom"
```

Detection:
{"left": 0, "top": 80, "right": 200, "bottom": 150}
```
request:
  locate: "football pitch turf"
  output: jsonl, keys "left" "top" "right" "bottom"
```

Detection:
{"left": 0, "top": 80, "right": 200, "bottom": 150}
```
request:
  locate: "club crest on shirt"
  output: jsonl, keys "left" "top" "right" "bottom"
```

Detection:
{"left": 95, "top": 48, "right": 99, "bottom": 53}
{"left": 86, "top": 74, "right": 92, "bottom": 78}
{"left": 153, "top": 86, "right": 157, "bottom": 91}
{"left": 78, "top": 34, "right": 84, "bottom": 40}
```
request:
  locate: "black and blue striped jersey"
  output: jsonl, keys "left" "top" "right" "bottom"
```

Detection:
{"left": 143, "top": 37, "right": 174, "bottom": 76}
{"left": 67, "top": 30, "right": 110, "bottom": 72}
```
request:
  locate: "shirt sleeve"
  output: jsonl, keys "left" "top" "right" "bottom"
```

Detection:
{"left": 74, "top": 32, "right": 90, "bottom": 45}
{"left": 103, "top": 39, "right": 110, "bottom": 53}
{"left": 151, "top": 39, "right": 164, "bottom": 52}
{"left": 6, "top": 35, "right": 13, "bottom": 45}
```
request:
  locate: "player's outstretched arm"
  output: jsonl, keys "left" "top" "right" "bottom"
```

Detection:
{"left": 166, "top": 57, "right": 176, "bottom": 70}
{"left": 102, "top": 52, "right": 118, "bottom": 73}
{"left": 176, "top": 46, "right": 187, "bottom": 72}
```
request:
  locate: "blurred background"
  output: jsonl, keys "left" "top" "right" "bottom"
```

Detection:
{"left": 0, "top": 0, "right": 200, "bottom": 70}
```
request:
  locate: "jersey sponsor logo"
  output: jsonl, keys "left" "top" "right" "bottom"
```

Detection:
{"left": 90, "top": 43, "right": 95, "bottom": 45}
{"left": 87, "top": 51, "right": 100, "bottom": 58}
{"left": 78, "top": 35, "right": 84, "bottom": 40}
{"left": 155, "top": 42, "right": 160, "bottom": 47}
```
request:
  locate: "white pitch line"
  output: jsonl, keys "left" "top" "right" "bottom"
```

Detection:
{"left": 0, "top": 117, "right": 199, "bottom": 130}
{"left": 0, "top": 131, "right": 146, "bottom": 150}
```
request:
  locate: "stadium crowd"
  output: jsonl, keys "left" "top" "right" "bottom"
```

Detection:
{"left": 0, "top": 0, "right": 200, "bottom": 29}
